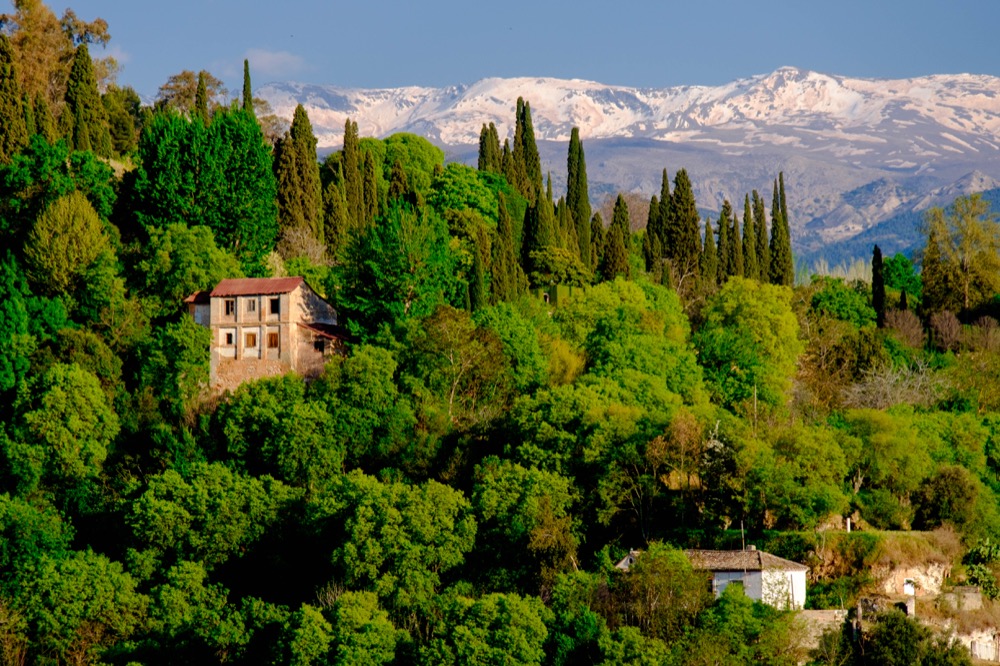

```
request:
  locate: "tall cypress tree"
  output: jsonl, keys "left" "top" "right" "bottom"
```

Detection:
{"left": 469, "top": 229, "right": 487, "bottom": 312}
{"left": 323, "top": 179, "right": 349, "bottom": 257}
{"left": 290, "top": 104, "right": 323, "bottom": 240}
{"left": 273, "top": 134, "right": 305, "bottom": 233}
{"left": 362, "top": 150, "right": 378, "bottom": 226}
{"left": 0, "top": 34, "right": 27, "bottom": 162}
{"left": 591, "top": 212, "right": 606, "bottom": 271}
{"left": 600, "top": 194, "right": 630, "bottom": 281}
{"left": 742, "top": 194, "right": 758, "bottom": 279}
{"left": 753, "top": 190, "right": 769, "bottom": 281}
{"left": 242, "top": 59, "right": 253, "bottom": 114}
{"left": 656, "top": 169, "right": 672, "bottom": 251}
{"left": 872, "top": 244, "right": 886, "bottom": 328}
{"left": 63, "top": 43, "right": 111, "bottom": 156}
{"left": 779, "top": 171, "right": 789, "bottom": 231}
{"left": 566, "top": 127, "right": 592, "bottom": 270}
{"left": 512, "top": 97, "right": 541, "bottom": 203}
{"left": 700, "top": 216, "right": 718, "bottom": 287}
{"left": 342, "top": 118, "right": 363, "bottom": 228}
{"left": 478, "top": 122, "right": 501, "bottom": 173}
{"left": 717, "top": 201, "right": 731, "bottom": 283}
{"left": 500, "top": 138, "right": 515, "bottom": 187}
{"left": 670, "top": 168, "right": 701, "bottom": 281}
{"left": 730, "top": 200, "right": 743, "bottom": 279}
{"left": 769, "top": 180, "right": 794, "bottom": 286}
{"left": 491, "top": 192, "right": 523, "bottom": 303}
{"left": 643, "top": 195, "right": 660, "bottom": 272}
{"left": 194, "top": 71, "right": 209, "bottom": 124}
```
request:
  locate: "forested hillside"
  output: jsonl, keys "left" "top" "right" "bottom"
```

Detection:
{"left": 0, "top": 3, "right": 998, "bottom": 665}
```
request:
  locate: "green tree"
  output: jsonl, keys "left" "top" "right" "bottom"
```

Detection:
{"left": 567, "top": 127, "right": 592, "bottom": 270}
{"left": 742, "top": 194, "right": 758, "bottom": 279}
{"left": 421, "top": 592, "right": 548, "bottom": 666}
{"left": 921, "top": 193, "right": 1000, "bottom": 313}
{"left": 0, "top": 256, "right": 33, "bottom": 394}
{"left": 193, "top": 70, "right": 208, "bottom": 124}
{"left": 872, "top": 244, "right": 886, "bottom": 328}
{"left": 753, "top": 190, "right": 769, "bottom": 280}
{"left": 717, "top": 201, "right": 731, "bottom": 282}
{"left": 14, "top": 363, "right": 119, "bottom": 492}
{"left": 331, "top": 203, "right": 455, "bottom": 338}
{"left": 63, "top": 43, "right": 111, "bottom": 156}
{"left": 477, "top": 122, "right": 501, "bottom": 174}
{"left": 341, "top": 119, "right": 363, "bottom": 228}
{"left": 668, "top": 168, "right": 701, "bottom": 288}
{"left": 512, "top": 97, "right": 541, "bottom": 203}
{"left": 102, "top": 84, "right": 140, "bottom": 154}
{"left": 694, "top": 277, "right": 803, "bottom": 412}
{"left": 22, "top": 190, "right": 108, "bottom": 297}
{"left": 769, "top": 178, "right": 794, "bottom": 286}
{"left": 590, "top": 212, "right": 606, "bottom": 271}
{"left": 275, "top": 105, "right": 323, "bottom": 243}
{"left": 700, "top": 216, "right": 718, "bottom": 288}
{"left": 155, "top": 69, "right": 225, "bottom": 115}
{"left": 309, "top": 470, "right": 477, "bottom": 616}
{"left": 490, "top": 192, "right": 525, "bottom": 303}
{"left": 242, "top": 59, "right": 253, "bottom": 114}
{"left": 599, "top": 194, "right": 630, "bottom": 281}
{"left": 328, "top": 591, "right": 403, "bottom": 666}
{"left": 0, "top": 34, "right": 27, "bottom": 162}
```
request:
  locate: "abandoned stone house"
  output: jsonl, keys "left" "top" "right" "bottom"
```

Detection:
{"left": 185, "top": 277, "right": 341, "bottom": 394}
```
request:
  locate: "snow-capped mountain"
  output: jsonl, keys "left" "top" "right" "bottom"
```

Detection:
{"left": 258, "top": 67, "right": 1000, "bottom": 262}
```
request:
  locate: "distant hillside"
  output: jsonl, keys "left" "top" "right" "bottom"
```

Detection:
{"left": 260, "top": 68, "right": 1000, "bottom": 255}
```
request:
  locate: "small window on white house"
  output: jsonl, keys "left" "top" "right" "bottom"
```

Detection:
{"left": 225, "top": 299, "right": 236, "bottom": 316}
{"left": 224, "top": 332, "right": 234, "bottom": 345}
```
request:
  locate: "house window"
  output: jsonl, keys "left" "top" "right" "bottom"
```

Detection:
{"left": 267, "top": 332, "right": 279, "bottom": 349}
{"left": 224, "top": 332, "right": 234, "bottom": 345}
{"left": 224, "top": 299, "right": 236, "bottom": 316}
{"left": 245, "top": 332, "right": 258, "bottom": 348}
{"left": 247, "top": 299, "right": 256, "bottom": 313}
{"left": 270, "top": 297, "right": 280, "bottom": 315}
{"left": 314, "top": 339, "right": 326, "bottom": 353}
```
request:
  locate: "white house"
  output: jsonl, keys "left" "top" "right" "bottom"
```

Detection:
{"left": 685, "top": 546, "right": 808, "bottom": 610}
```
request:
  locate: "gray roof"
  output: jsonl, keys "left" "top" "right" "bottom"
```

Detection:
{"left": 685, "top": 549, "right": 808, "bottom": 572}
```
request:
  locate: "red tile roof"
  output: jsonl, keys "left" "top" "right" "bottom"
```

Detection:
{"left": 184, "top": 290, "right": 211, "bottom": 304}
{"left": 685, "top": 549, "right": 808, "bottom": 572}
{"left": 210, "top": 277, "right": 304, "bottom": 297}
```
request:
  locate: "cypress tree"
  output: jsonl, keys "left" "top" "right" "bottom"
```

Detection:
{"left": 779, "top": 171, "right": 789, "bottom": 231}
{"left": 600, "top": 194, "right": 631, "bottom": 281}
{"left": 290, "top": 104, "right": 323, "bottom": 240}
{"left": 742, "top": 194, "right": 758, "bottom": 279}
{"left": 567, "top": 127, "right": 592, "bottom": 269}
{"left": 730, "top": 201, "right": 743, "bottom": 279}
{"left": 670, "top": 168, "right": 701, "bottom": 280}
{"left": 656, "top": 169, "right": 672, "bottom": 251}
{"left": 469, "top": 229, "right": 487, "bottom": 312}
{"left": 478, "top": 122, "right": 501, "bottom": 173}
{"left": 500, "top": 138, "right": 515, "bottom": 187}
{"left": 768, "top": 180, "right": 794, "bottom": 286}
{"left": 63, "top": 43, "right": 112, "bottom": 156}
{"left": 921, "top": 223, "right": 947, "bottom": 314}
{"left": 0, "top": 34, "right": 27, "bottom": 162}
{"left": 342, "top": 119, "right": 363, "bottom": 228}
{"left": 872, "top": 245, "right": 886, "bottom": 328}
{"left": 194, "top": 71, "right": 209, "bottom": 123}
{"left": 323, "top": 179, "right": 349, "bottom": 257}
{"left": 492, "top": 192, "right": 522, "bottom": 303}
{"left": 242, "top": 59, "right": 253, "bottom": 114}
{"left": 521, "top": 183, "right": 556, "bottom": 277}
{"left": 362, "top": 150, "right": 378, "bottom": 226}
{"left": 700, "top": 216, "right": 718, "bottom": 288}
{"left": 753, "top": 190, "right": 769, "bottom": 280}
{"left": 512, "top": 97, "right": 541, "bottom": 203}
{"left": 591, "top": 212, "right": 606, "bottom": 271}
{"left": 273, "top": 133, "right": 305, "bottom": 233}
{"left": 388, "top": 159, "right": 409, "bottom": 202}
{"left": 643, "top": 195, "right": 660, "bottom": 272}
{"left": 717, "top": 202, "right": 731, "bottom": 283}
{"left": 900, "top": 288, "right": 908, "bottom": 311}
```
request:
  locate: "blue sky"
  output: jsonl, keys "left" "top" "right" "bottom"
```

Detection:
{"left": 43, "top": 0, "right": 1000, "bottom": 100}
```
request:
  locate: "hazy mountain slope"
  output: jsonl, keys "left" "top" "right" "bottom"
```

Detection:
{"left": 258, "top": 68, "right": 1000, "bottom": 261}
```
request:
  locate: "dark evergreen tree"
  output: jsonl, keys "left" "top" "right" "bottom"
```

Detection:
{"left": 700, "top": 216, "right": 718, "bottom": 287}
{"left": 753, "top": 189, "right": 769, "bottom": 280}
{"left": 290, "top": 104, "right": 323, "bottom": 240}
{"left": 521, "top": 184, "right": 556, "bottom": 277}
{"left": 477, "top": 122, "right": 501, "bottom": 174}
{"left": 669, "top": 168, "right": 701, "bottom": 283}
{"left": 566, "top": 127, "right": 592, "bottom": 270}
{"left": 590, "top": 212, "right": 606, "bottom": 271}
{"left": 768, "top": 180, "right": 794, "bottom": 286}
{"left": 469, "top": 229, "right": 487, "bottom": 312}
{"left": 362, "top": 150, "right": 378, "bottom": 226}
{"left": 323, "top": 179, "right": 349, "bottom": 257}
{"left": 656, "top": 168, "right": 672, "bottom": 250}
{"left": 599, "top": 194, "right": 630, "bottom": 281}
{"left": 730, "top": 200, "right": 743, "bottom": 279}
{"left": 242, "top": 59, "right": 253, "bottom": 114}
{"left": 273, "top": 134, "right": 305, "bottom": 233}
{"left": 342, "top": 118, "right": 363, "bottom": 228}
{"left": 0, "top": 34, "right": 27, "bottom": 162}
{"left": 512, "top": 97, "right": 541, "bottom": 203}
{"left": 873, "top": 244, "right": 886, "bottom": 328}
{"left": 779, "top": 171, "right": 789, "bottom": 230}
{"left": 388, "top": 159, "right": 410, "bottom": 203}
{"left": 900, "top": 288, "right": 908, "bottom": 311}
{"left": 63, "top": 43, "right": 112, "bottom": 156}
{"left": 500, "top": 137, "right": 515, "bottom": 186}
{"left": 742, "top": 194, "right": 758, "bottom": 279}
{"left": 643, "top": 195, "right": 660, "bottom": 272}
{"left": 102, "top": 85, "right": 139, "bottom": 155}
{"left": 194, "top": 71, "right": 209, "bottom": 124}
{"left": 717, "top": 201, "right": 731, "bottom": 283}
{"left": 491, "top": 193, "right": 523, "bottom": 303}
{"left": 33, "top": 94, "right": 55, "bottom": 142}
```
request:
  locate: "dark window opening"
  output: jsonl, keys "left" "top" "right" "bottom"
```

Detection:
{"left": 247, "top": 299, "right": 256, "bottom": 313}
{"left": 225, "top": 299, "right": 236, "bottom": 316}
{"left": 225, "top": 332, "right": 234, "bottom": 345}
{"left": 314, "top": 339, "right": 326, "bottom": 353}
{"left": 270, "top": 297, "right": 280, "bottom": 315}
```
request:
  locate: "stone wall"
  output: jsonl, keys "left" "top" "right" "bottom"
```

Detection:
{"left": 213, "top": 358, "right": 290, "bottom": 394}
{"left": 874, "top": 562, "right": 949, "bottom": 597}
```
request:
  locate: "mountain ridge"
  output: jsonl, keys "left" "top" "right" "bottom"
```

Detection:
{"left": 257, "top": 68, "right": 1000, "bottom": 261}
